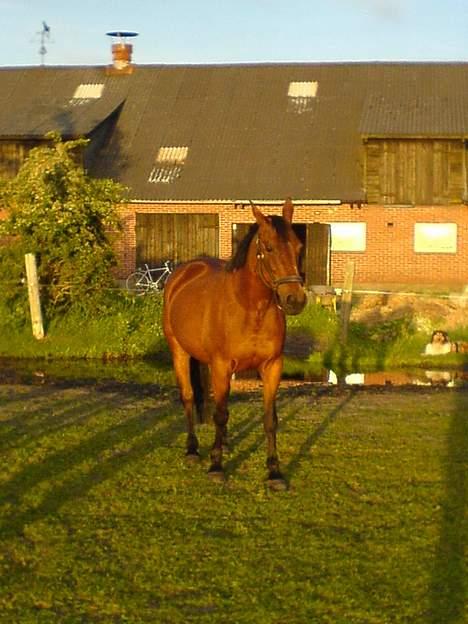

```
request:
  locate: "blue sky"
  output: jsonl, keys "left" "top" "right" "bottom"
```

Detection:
{"left": 2, "top": 0, "right": 467, "bottom": 67}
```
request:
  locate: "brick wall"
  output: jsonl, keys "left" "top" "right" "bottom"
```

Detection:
{"left": 115, "top": 202, "right": 468, "bottom": 288}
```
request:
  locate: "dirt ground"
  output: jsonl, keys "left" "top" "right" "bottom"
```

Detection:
{"left": 349, "top": 292, "right": 467, "bottom": 330}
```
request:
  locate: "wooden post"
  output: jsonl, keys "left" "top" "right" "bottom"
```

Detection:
{"left": 340, "top": 260, "right": 355, "bottom": 343}
{"left": 24, "top": 253, "right": 45, "bottom": 340}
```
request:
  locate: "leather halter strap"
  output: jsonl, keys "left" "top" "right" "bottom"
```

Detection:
{"left": 255, "top": 236, "right": 303, "bottom": 292}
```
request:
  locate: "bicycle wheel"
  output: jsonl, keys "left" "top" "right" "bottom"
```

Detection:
{"left": 126, "top": 271, "right": 151, "bottom": 295}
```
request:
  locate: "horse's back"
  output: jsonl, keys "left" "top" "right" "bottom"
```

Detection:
{"left": 163, "top": 257, "right": 226, "bottom": 358}
{"left": 164, "top": 257, "right": 225, "bottom": 306}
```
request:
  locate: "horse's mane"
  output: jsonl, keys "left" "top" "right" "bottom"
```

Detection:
{"left": 225, "top": 216, "right": 289, "bottom": 272}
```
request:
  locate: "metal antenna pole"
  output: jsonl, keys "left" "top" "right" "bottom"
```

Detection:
{"left": 38, "top": 21, "right": 51, "bottom": 66}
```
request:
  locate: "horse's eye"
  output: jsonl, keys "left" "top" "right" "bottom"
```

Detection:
{"left": 265, "top": 244, "right": 273, "bottom": 253}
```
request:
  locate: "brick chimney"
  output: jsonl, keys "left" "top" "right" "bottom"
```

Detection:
{"left": 106, "top": 31, "right": 138, "bottom": 75}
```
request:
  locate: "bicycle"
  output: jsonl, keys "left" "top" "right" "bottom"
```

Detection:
{"left": 126, "top": 260, "right": 174, "bottom": 294}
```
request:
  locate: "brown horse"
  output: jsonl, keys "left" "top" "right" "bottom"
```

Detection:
{"left": 163, "top": 199, "right": 307, "bottom": 489}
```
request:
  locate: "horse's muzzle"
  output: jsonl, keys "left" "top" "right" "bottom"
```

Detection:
{"left": 277, "top": 286, "right": 307, "bottom": 315}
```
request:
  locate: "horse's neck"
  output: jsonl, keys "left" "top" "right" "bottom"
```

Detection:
{"left": 232, "top": 248, "right": 273, "bottom": 309}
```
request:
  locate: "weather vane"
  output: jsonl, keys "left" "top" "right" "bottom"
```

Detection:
{"left": 37, "top": 21, "right": 51, "bottom": 65}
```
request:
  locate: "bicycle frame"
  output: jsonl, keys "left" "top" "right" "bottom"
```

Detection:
{"left": 126, "top": 260, "right": 173, "bottom": 294}
{"left": 144, "top": 263, "right": 171, "bottom": 288}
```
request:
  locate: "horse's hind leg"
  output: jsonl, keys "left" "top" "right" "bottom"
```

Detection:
{"left": 259, "top": 357, "right": 287, "bottom": 490}
{"left": 190, "top": 359, "right": 211, "bottom": 423}
{"left": 208, "top": 361, "right": 231, "bottom": 480}
{"left": 170, "top": 343, "right": 199, "bottom": 459}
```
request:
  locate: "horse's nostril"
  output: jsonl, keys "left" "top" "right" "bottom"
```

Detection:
{"left": 283, "top": 293, "right": 306, "bottom": 315}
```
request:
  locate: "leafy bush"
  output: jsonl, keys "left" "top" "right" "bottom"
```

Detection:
{"left": 287, "top": 302, "right": 339, "bottom": 351}
{"left": 0, "top": 134, "right": 126, "bottom": 319}
{"left": 0, "top": 289, "right": 169, "bottom": 360}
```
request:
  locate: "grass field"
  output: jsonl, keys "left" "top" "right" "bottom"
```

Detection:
{"left": 0, "top": 381, "right": 466, "bottom": 623}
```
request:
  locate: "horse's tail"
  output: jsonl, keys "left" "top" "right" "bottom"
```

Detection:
{"left": 189, "top": 357, "right": 211, "bottom": 424}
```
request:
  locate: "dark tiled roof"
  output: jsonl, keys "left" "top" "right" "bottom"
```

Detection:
{"left": 0, "top": 66, "right": 129, "bottom": 138}
{"left": 360, "top": 64, "right": 468, "bottom": 137}
{"left": 1, "top": 62, "right": 467, "bottom": 201}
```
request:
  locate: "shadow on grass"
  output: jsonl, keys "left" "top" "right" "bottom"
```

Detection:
{"left": 284, "top": 389, "right": 356, "bottom": 480}
{"left": 0, "top": 394, "right": 184, "bottom": 537}
{"left": 0, "top": 390, "right": 134, "bottom": 451}
{"left": 217, "top": 387, "right": 355, "bottom": 482}
{"left": 223, "top": 397, "right": 309, "bottom": 477}
{"left": 429, "top": 388, "right": 467, "bottom": 623}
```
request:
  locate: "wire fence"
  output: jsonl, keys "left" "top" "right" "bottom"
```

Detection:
{"left": 1, "top": 280, "right": 467, "bottom": 301}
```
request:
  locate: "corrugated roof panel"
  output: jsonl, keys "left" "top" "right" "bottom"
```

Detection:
{"left": 71, "top": 83, "right": 105, "bottom": 101}
{"left": 2, "top": 62, "right": 468, "bottom": 201}
{"left": 156, "top": 146, "right": 189, "bottom": 163}
{"left": 361, "top": 93, "right": 468, "bottom": 136}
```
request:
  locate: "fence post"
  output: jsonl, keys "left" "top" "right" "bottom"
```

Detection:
{"left": 340, "top": 260, "right": 355, "bottom": 343}
{"left": 24, "top": 253, "right": 45, "bottom": 340}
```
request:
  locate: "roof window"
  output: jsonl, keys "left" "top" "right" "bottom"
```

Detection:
{"left": 148, "top": 146, "right": 189, "bottom": 184}
{"left": 70, "top": 83, "right": 105, "bottom": 105}
{"left": 287, "top": 81, "right": 318, "bottom": 114}
{"left": 288, "top": 81, "right": 318, "bottom": 98}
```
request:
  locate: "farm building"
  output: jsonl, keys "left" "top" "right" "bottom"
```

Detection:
{"left": 0, "top": 41, "right": 467, "bottom": 289}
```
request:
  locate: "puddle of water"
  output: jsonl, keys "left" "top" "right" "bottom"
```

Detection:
{"left": 0, "top": 358, "right": 466, "bottom": 388}
{"left": 327, "top": 369, "right": 468, "bottom": 388}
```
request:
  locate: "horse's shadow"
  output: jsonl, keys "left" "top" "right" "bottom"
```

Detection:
{"left": 219, "top": 387, "right": 356, "bottom": 483}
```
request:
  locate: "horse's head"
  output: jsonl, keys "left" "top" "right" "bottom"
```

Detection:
{"left": 251, "top": 198, "right": 307, "bottom": 315}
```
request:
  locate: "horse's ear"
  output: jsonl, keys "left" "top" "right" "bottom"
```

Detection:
{"left": 250, "top": 200, "right": 268, "bottom": 227}
{"left": 283, "top": 197, "right": 294, "bottom": 223}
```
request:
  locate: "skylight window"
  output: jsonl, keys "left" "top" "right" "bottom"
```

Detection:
{"left": 148, "top": 146, "right": 189, "bottom": 184}
{"left": 288, "top": 81, "right": 318, "bottom": 98}
{"left": 70, "top": 83, "right": 105, "bottom": 105}
{"left": 287, "top": 81, "right": 318, "bottom": 114}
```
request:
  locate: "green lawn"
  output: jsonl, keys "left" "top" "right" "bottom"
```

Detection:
{"left": 0, "top": 383, "right": 466, "bottom": 623}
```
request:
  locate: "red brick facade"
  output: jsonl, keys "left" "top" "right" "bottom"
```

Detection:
{"left": 115, "top": 202, "right": 468, "bottom": 288}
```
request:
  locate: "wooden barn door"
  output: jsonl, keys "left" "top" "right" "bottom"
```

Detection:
{"left": 136, "top": 213, "right": 219, "bottom": 267}
{"left": 304, "top": 223, "right": 331, "bottom": 286}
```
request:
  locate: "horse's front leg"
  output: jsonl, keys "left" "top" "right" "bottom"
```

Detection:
{"left": 259, "top": 356, "right": 287, "bottom": 490}
{"left": 208, "top": 360, "right": 231, "bottom": 481}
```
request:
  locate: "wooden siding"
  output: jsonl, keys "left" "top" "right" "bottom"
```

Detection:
{"left": 364, "top": 139, "right": 466, "bottom": 205}
{"left": 0, "top": 140, "right": 40, "bottom": 179}
{"left": 135, "top": 213, "right": 219, "bottom": 267}
{"left": 305, "top": 223, "right": 331, "bottom": 286}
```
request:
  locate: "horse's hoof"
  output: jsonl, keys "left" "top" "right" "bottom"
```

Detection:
{"left": 208, "top": 468, "right": 225, "bottom": 483}
{"left": 267, "top": 476, "right": 288, "bottom": 491}
{"left": 185, "top": 452, "right": 200, "bottom": 463}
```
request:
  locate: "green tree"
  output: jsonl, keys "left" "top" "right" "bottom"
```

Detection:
{"left": 0, "top": 134, "right": 126, "bottom": 316}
